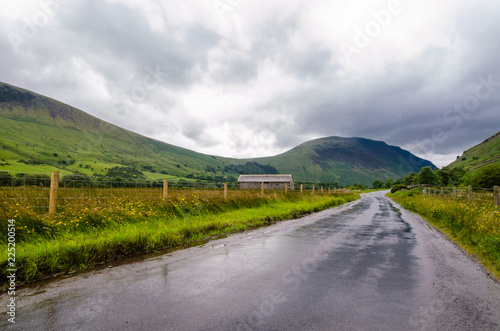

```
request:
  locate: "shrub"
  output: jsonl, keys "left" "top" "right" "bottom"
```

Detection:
{"left": 469, "top": 164, "right": 500, "bottom": 188}
{"left": 391, "top": 184, "right": 407, "bottom": 193}
{"left": 61, "top": 173, "right": 92, "bottom": 187}
{"left": 0, "top": 171, "right": 13, "bottom": 186}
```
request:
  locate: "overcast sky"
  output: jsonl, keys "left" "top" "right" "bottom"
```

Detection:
{"left": 1, "top": 0, "right": 499, "bottom": 167}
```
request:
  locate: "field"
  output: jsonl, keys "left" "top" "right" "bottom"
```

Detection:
{"left": 388, "top": 189, "right": 500, "bottom": 280}
{"left": 1, "top": 185, "right": 359, "bottom": 286}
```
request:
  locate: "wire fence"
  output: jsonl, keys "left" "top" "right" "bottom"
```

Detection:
{"left": 0, "top": 171, "right": 348, "bottom": 215}
{"left": 422, "top": 185, "right": 500, "bottom": 208}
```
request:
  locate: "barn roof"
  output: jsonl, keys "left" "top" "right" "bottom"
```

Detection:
{"left": 237, "top": 174, "right": 294, "bottom": 183}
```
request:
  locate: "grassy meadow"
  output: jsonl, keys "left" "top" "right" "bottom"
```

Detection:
{"left": 1, "top": 187, "right": 359, "bottom": 286}
{"left": 388, "top": 190, "right": 500, "bottom": 280}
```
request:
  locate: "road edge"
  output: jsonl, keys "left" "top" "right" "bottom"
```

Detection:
{"left": 385, "top": 195, "right": 500, "bottom": 285}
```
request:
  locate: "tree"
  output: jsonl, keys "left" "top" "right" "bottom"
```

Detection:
{"left": 62, "top": 174, "right": 92, "bottom": 187}
{"left": 0, "top": 171, "right": 13, "bottom": 186}
{"left": 15, "top": 173, "right": 50, "bottom": 186}
{"left": 417, "top": 166, "right": 437, "bottom": 185}
{"left": 384, "top": 178, "right": 394, "bottom": 189}
{"left": 469, "top": 164, "right": 500, "bottom": 188}
{"left": 450, "top": 167, "right": 467, "bottom": 184}
{"left": 204, "top": 165, "right": 217, "bottom": 173}
{"left": 351, "top": 183, "right": 367, "bottom": 190}
{"left": 435, "top": 169, "right": 447, "bottom": 186}
{"left": 372, "top": 180, "right": 384, "bottom": 189}
{"left": 106, "top": 166, "right": 145, "bottom": 179}
{"left": 391, "top": 184, "right": 408, "bottom": 193}
{"left": 403, "top": 172, "right": 418, "bottom": 186}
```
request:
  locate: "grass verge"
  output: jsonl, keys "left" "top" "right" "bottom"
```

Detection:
{"left": 1, "top": 191, "right": 358, "bottom": 287}
{"left": 388, "top": 190, "right": 500, "bottom": 281}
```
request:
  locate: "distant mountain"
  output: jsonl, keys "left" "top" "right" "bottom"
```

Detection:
{"left": 447, "top": 131, "right": 500, "bottom": 171}
{"left": 0, "top": 82, "right": 435, "bottom": 185}
{"left": 221, "top": 136, "right": 436, "bottom": 185}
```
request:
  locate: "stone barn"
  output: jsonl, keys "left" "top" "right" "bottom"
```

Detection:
{"left": 238, "top": 174, "right": 294, "bottom": 190}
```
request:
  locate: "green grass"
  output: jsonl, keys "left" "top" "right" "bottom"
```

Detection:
{"left": 0, "top": 161, "right": 73, "bottom": 174}
{"left": 448, "top": 131, "right": 500, "bottom": 171}
{"left": 1, "top": 190, "right": 359, "bottom": 286}
{"left": 0, "top": 112, "right": 220, "bottom": 179}
{"left": 0, "top": 81, "right": 227, "bottom": 179}
{"left": 388, "top": 190, "right": 500, "bottom": 280}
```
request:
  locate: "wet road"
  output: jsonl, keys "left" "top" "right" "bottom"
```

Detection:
{"left": 2, "top": 191, "right": 500, "bottom": 330}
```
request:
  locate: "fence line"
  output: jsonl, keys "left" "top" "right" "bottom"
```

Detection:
{"left": 422, "top": 185, "right": 499, "bottom": 208}
{"left": 0, "top": 171, "right": 349, "bottom": 215}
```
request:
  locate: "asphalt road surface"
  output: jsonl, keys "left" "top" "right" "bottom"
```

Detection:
{"left": 2, "top": 191, "right": 500, "bottom": 330}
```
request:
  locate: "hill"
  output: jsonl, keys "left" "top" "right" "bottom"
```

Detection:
{"left": 0, "top": 82, "right": 434, "bottom": 185}
{"left": 0, "top": 82, "right": 225, "bottom": 180}
{"left": 224, "top": 136, "right": 436, "bottom": 185}
{"left": 447, "top": 131, "right": 500, "bottom": 171}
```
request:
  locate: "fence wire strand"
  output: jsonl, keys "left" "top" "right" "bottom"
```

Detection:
{"left": 423, "top": 186, "right": 499, "bottom": 208}
{"left": 0, "top": 173, "right": 347, "bottom": 216}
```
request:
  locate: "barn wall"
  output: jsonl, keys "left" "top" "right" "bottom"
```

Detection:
{"left": 238, "top": 181, "right": 294, "bottom": 190}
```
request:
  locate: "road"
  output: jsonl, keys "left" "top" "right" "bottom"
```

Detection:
{"left": 2, "top": 191, "right": 500, "bottom": 330}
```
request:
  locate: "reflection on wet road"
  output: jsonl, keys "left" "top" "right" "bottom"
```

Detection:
{"left": 2, "top": 191, "right": 500, "bottom": 330}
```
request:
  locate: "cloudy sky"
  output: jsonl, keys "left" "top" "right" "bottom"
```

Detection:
{"left": 1, "top": 0, "right": 499, "bottom": 167}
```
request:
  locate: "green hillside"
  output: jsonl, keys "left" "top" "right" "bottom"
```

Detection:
{"left": 0, "top": 82, "right": 435, "bottom": 185}
{"left": 448, "top": 131, "right": 500, "bottom": 171}
{"left": 222, "top": 136, "right": 435, "bottom": 185}
{"left": 0, "top": 82, "right": 225, "bottom": 180}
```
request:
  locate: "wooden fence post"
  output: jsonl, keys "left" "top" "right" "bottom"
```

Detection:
{"left": 329, "top": 187, "right": 331, "bottom": 195}
{"left": 312, "top": 185, "right": 315, "bottom": 194}
{"left": 440, "top": 187, "right": 444, "bottom": 199}
{"left": 300, "top": 184, "right": 303, "bottom": 195}
{"left": 494, "top": 186, "right": 499, "bottom": 209}
{"left": 321, "top": 186, "right": 324, "bottom": 193}
{"left": 224, "top": 182, "right": 228, "bottom": 201}
{"left": 261, "top": 181, "right": 264, "bottom": 197}
{"left": 453, "top": 186, "right": 457, "bottom": 201}
{"left": 48, "top": 171, "right": 59, "bottom": 215}
{"left": 285, "top": 184, "right": 288, "bottom": 196}
{"left": 468, "top": 185, "right": 472, "bottom": 204}
{"left": 163, "top": 179, "right": 168, "bottom": 200}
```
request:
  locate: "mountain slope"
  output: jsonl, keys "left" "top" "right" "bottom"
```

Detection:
{"left": 447, "top": 131, "right": 500, "bottom": 171}
{"left": 0, "top": 82, "right": 224, "bottom": 178}
{"left": 0, "top": 82, "right": 435, "bottom": 185}
{"left": 221, "top": 136, "right": 436, "bottom": 185}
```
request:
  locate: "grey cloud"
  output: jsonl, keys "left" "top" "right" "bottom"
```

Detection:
{"left": 212, "top": 19, "right": 297, "bottom": 85}
{"left": 1, "top": 1, "right": 499, "bottom": 166}
{"left": 284, "top": 47, "right": 333, "bottom": 79}
{"left": 278, "top": 32, "right": 500, "bottom": 159}
{"left": 60, "top": 1, "right": 220, "bottom": 89}
{"left": 212, "top": 53, "right": 258, "bottom": 84}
